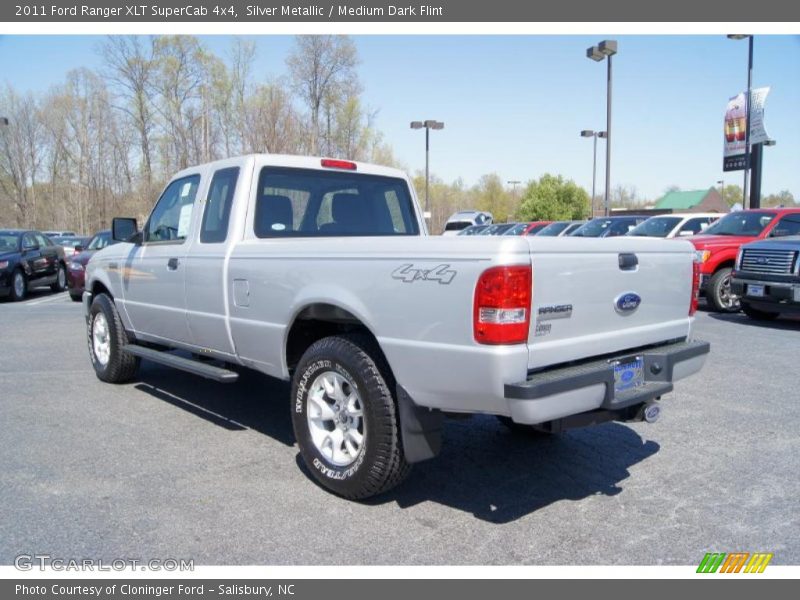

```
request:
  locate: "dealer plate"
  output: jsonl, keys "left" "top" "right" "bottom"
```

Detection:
{"left": 611, "top": 355, "right": 644, "bottom": 393}
{"left": 747, "top": 284, "right": 765, "bottom": 297}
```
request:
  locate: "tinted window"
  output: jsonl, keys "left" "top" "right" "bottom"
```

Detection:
{"left": 34, "top": 233, "right": 52, "bottom": 247}
{"left": 703, "top": 212, "right": 775, "bottom": 236}
{"left": 525, "top": 223, "right": 549, "bottom": 235}
{"left": 253, "top": 167, "right": 419, "bottom": 238}
{"left": 770, "top": 215, "right": 800, "bottom": 237}
{"left": 22, "top": 233, "right": 38, "bottom": 249}
{"left": 628, "top": 217, "right": 682, "bottom": 237}
{"left": 444, "top": 221, "right": 471, "bottom": 231}
{"left": 201, "top": 167, "right": 239, "bottom": 243}
{"left": 503, "top": 223, "right": 528, "bottom": 236}
{"left": 88, "top": 231, "right": 113, "bottom": 250}
{"left": 145, "top": 175, "right": 201, "bottom": 243}
{"left": 678, "top": 217, "right": 714, "bottom": 235}
{"left": 0, "top": 233, "right": 20, "bottom": 251}
{"left": 537, "top": 222, "right": 570, "bottom": 236}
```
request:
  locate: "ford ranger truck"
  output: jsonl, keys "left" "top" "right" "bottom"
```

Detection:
{"left": 687, "top": 207, "right": 800, "bottom": 313}
{"left": 83, "top": 155, "right": 709, "bottom": 500}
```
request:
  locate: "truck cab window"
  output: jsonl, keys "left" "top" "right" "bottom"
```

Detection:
{"left": 145, "top": 175, "right": 201, "bottom": 243}
{"left": 201, "top": 168, "right": 239, "bottom": 243}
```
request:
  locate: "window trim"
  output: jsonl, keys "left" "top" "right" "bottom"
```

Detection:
{"left": 142, "top": 173, "right": 202, "bottom": 246}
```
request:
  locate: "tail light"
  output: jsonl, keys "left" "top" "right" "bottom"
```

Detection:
{"left": 474, "top": 265, "right": 532, "bottom": 345}
{"left": 690, "top": 261, "right": 700, "bottom": 316}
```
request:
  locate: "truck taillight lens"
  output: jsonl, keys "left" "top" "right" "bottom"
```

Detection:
{"left": 321, "top": 158, "right": 357, "bottom": 170}
{"left": 474, "top": 265, "right": 532, "bottom": 345}
{"left": 690, "top": 261, "right": 700, "bottom": 316}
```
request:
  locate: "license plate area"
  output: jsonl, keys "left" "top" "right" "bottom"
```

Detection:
{"left": 747, "top": 284, "right": 765, "bottom": 297}
{"left": 610, "top": 354, "right": 644, "bottom": 393}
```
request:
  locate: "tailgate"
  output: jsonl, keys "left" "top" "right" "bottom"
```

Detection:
{"left": 526, "top": 237, "right": 694, "bottom": 370}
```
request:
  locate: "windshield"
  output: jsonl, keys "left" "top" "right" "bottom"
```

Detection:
{"left": 0, "top": 233, "right": 21, "bottom": 252}
{"left": 503, "top": 223, "right": 527, "bottom": 236}
{"left": 87, "top": 231, "right": 112, "bottom": 250}
{"left": 703, "top": 212, "right": 775, "bottom": 236}
{"left": 628, "top": 217, "right": 682, "bottom": 237}
{"left": 536, "top": 222, "right": 569, "bottom": 236}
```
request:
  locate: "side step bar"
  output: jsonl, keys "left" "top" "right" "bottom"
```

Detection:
{"left": 123, "top": 345, "right": 239, "bottom": 383}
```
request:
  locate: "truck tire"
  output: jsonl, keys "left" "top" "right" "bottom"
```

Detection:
{"left": 741, "top": 302, "right": 780, "bottom": 321}
{"left": 707, "top": 267, "right": 740, "bottom": 313}
{"left": 496, "top": 415, "right": 556, "bottom": 437}
{"left": 50, "top": 263, "right": 67, "bottom": 293}
{"left": 87, "top": 293, "right": 139, "bottom": 383}
{"left": 291, "top": 334, "right": 410, "bottom": 500}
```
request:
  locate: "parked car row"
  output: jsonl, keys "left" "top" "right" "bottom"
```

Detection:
{"left": 0, "top": 227, "right": 117, "bottom": 302}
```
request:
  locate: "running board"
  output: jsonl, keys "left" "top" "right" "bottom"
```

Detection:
{"left": 123, "top": 345, "right": 239, "bottom": 383}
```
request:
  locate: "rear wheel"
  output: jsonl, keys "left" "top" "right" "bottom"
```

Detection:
{"left": 741, "top": 302, "right": 780, "bottom": 321}
{"left": 10, "top": 269, "right": 26, "bottom": 302}
{"left": 50, "top": 263, "right": 67, "bottom": 293}
{"left": 291, "top": 334, "right": 410, "bottom": 500}
{"left": 88, "top": 293, "right": 139, "bottom": 383}
{"left": 707, "top": 267, "right": 740, "bottom": 313}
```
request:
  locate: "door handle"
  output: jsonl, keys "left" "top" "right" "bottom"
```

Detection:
{"left": 167, "top": 258, "right": 180, "bottom": 271}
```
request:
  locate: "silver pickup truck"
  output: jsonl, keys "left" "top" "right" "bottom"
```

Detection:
{"left": 84, "top": 154, "right": 709, "bottom": 499}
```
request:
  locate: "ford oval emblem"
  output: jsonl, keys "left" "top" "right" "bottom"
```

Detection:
{"left": 615, "top": 292, "right": 642, "bottom": 315}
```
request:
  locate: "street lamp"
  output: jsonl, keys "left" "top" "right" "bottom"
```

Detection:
{"left": 586, "top": 39, "right": 617, "bottom": 216}
{"left": 581, "top": 130, "right": 606, "bottom": 216}
{"left": 717, "top": 179, "right": 725, "bottom": 203}
{"left": 410, "top": 119, "right": 444, "bottom": 218}
{"left": 727, "top": 34, "right": 753, "bottom": 208}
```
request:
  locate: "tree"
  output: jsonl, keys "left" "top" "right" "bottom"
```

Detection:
{"left": 762, "top": 190, "right": 796, "bottom": 207}
{"left": 610, "top": 184, "right": 642, "bottom": 209}
{"left": 516, "top": 174, "right": 590, "bottom": 221}
{"left": 287, "top": 35, "right": 359, "bottom": 155}
{"left": 717, "top": 183, "right": 744, "bottom": 207}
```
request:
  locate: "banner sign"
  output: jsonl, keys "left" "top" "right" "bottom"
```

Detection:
{"left": 723, "top": 87, "right": 770, "bottom": 172}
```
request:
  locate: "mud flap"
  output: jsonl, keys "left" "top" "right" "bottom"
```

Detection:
{"left": 396, "top": 386, "right": 443, "bottom": 463}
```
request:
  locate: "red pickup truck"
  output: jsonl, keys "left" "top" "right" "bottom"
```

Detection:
{"left": 689, "top": 207, "right": 800, "bottom": 312}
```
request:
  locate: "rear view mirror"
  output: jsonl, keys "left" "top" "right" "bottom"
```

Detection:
{"left": 112, "top": 217, "right": 138, "bottom": 242}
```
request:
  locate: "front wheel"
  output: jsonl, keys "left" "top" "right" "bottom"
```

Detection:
{"left": 707, "top": 267, "right": 740, "bottom": 313}
{"left": 88, "top": 293, "right": 139, "bottom": 383}
{"left": 50, "top": 264, "right": 67, "bottom": 292}
{"left": 741, "top": 302, "right": 780, "bottom": 321}
{"left": 291, "top": 335, "right": 410, "bottom": 500}
{"left": 10, "top": 269, "right": 27, "bottom": 301}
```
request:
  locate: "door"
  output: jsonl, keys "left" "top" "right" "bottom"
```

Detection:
{"left": 34, "top": 232, "right": 61, "bottom": 281}
{"left": 20, "top": 232, "right": 48, "bottom": 287}
{"left": 185, "top": 166, "right": 240, "bottom": 355}
{"left": 119, "top": 174, "right": 201, "bottom": 345}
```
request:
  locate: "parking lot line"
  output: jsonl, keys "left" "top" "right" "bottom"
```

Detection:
{"left": 24, "top": 292, "right": 69, "bottom": 306}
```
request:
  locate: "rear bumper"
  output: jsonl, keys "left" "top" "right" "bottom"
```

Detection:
{"left": 504, "top": 339, "right": 710, "bottom": 425}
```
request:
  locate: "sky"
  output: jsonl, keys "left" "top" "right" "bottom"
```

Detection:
{"left": 1, "top": 34, "right": 798, "bottom": 201}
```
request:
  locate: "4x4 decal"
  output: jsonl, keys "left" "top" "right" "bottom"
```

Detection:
{"left": 391, "top": 264, "right": 457, "bottom": 285}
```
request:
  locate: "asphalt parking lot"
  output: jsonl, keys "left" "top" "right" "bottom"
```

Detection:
{"left": 1, "top": 291, "right": 798, "bottom": 565}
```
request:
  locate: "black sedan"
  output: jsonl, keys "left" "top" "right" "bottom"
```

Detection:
{"left": 0, "top": 229, "right": 68, "bottom": 301}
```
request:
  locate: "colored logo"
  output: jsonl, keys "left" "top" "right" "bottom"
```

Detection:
{"left": 614, "top": 292, "right": 641, "bottom": 315}
{"left": 696, "top": 552, "right": 773, "bottom": 573}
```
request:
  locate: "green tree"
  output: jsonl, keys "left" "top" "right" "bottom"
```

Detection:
{"left": 717, "top": 183, "right": 744, "bottom": 207}
{"left": 762, "top": 190, "right": 796, "bottom": 207}
{"left": 516, "top": 174, "right": 589, "bottom": 221}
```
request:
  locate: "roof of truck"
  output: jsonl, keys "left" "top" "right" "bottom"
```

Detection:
{"left": 170, "top": 154, "right": 409, "bottom": 181}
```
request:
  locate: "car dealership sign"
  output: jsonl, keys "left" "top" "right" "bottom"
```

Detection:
{"left": 723, "top": 87, "right": 770, "bottom": 172}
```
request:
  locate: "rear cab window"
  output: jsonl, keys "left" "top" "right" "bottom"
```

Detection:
{"left": 253, "top": 167, "right": 419, "bottom": 238}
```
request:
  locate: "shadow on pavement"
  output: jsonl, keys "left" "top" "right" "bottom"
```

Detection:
{"left": 133, "top": 360, "right": 660, "bottom": 524}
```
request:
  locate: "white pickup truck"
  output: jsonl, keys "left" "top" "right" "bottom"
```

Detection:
{"left": 84, "top": 154, "right": 709, "bottom": 499}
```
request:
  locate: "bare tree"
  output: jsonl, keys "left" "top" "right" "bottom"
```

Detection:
{"left": 287, "top": 35, "right": 359, "bottom": 155}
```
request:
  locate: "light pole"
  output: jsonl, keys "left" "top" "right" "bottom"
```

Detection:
{"left": 581, "top": 130, "right": 606, "bottom": 216}
{"left": 587, "top": 40, "right": 617, "bottom": 216}
{"left": 728, "top": 35, "right": 753, "bottom": 208}
{"left": 750, "top": 139, "right": 776, "bottom": 208}
{"left": 410, "top": 120, "right": 444, "bottom": 218}
{"left": 717, "top": 179, "right": 725, "bottom": 204}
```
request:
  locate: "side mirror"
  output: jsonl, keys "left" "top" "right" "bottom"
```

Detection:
{"left": 112, "top": 217, "right": 138, "bottom": 242}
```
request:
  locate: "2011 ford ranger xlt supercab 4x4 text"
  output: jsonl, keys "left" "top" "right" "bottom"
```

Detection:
{"left": 83, "top": 154, "right": 709, "bottom": 499}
